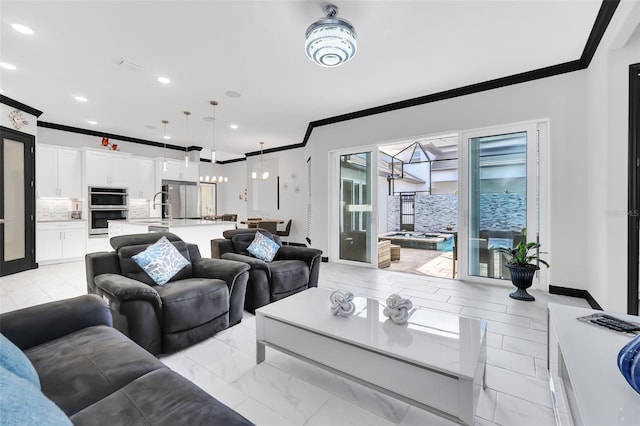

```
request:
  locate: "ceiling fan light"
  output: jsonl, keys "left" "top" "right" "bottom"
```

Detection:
{"left": 305, "top": 4, "right": 357, "bottom": 67}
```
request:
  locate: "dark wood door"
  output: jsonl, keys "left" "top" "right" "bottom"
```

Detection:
{"left": 0, "top": 126, "right": 36, "bottom": 276}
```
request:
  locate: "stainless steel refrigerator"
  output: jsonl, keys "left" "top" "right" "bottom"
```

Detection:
{"left": 162, "top": 181, "right": 199, "bottom": 219}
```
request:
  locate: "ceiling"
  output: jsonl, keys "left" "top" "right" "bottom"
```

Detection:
{"left": 0, "top": 1, "right": 603, "bottom": 160}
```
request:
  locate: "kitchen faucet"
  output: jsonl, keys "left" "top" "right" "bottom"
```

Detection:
{"left": 152, "top": 191, "right": 172, "bottom": 220}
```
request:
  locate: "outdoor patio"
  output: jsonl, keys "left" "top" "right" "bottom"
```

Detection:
{"left": 385, "top": 247, "right": 456, "bottom": 279}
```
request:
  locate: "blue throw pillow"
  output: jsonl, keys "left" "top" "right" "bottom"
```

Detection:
{"left": 247, "top": 232, "right": 280, "bottom": 262}
{"left": 132, "top": 236, "right": 190, "bottom": 285}
{"left": 0, "top": 366, "right": 72, "bottom": 425}
{"left": 0, "top": 333, "right": 39, "bottom": 389}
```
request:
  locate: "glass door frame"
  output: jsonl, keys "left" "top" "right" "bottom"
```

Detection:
{"left": 458, "top": 120, "right": 549, "bottom": 288}
{"left": 329, "top": 146, "right": 379, "bottom": 268}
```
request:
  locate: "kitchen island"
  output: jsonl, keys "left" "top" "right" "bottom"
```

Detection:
{"left": 108, "top": 219, "right": 236, "bottom": 258}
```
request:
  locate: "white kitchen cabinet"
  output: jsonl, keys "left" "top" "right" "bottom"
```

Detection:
{"left": 129, "top": 157, "right": 157, "bottom": 199}
{"left": 161, "top": 159, "right": 198, "bottom": 182}
{"left": 36, "top": 145, "right": 81, "bottom": 198}
{"left": 86, "top": 236, "right": 112, "bottom": 253}
{"left": 36, "top": 221, "right": 87, "bottom": 263}
{"left": 85, "top": 150, "right": 131, "bottom": 187}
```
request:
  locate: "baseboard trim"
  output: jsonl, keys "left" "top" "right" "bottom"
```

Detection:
{"left": 549, "top": 285, "right": 603, "bottom": 310}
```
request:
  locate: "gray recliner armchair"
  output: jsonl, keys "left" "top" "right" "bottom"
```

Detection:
{"left": 211, "top": 229, "right": 322, "bottom": 313}
{"left": 85, "top": 232, "right": 250, "bottom": 355}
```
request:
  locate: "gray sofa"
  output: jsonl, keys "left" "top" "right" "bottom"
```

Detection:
{"left": 211, "top": 228, "right": 322, "bottom": 313}
{"left": 85, "top": 232, "right": 250, "bottom": 355}
{"left": 0, "top": 295, "right": 253, "bottom": 425}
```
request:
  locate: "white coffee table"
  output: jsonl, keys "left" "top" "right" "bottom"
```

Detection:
{"left": 256, "top": 287, "right": 487, "bottom": 425}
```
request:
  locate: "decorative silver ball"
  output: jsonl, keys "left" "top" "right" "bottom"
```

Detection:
{"left": 383, "top": 294, "right": 413, "bottom": 325}
{"left": 329, "top": 290, "right": 355, "bottom": 317}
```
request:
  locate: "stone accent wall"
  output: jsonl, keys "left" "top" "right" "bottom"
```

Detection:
{"left": 479, "top": 193, "right": 526, "bottom": 231}
{"left": 386, "top": 192, "right": 526, "bottom": 233}
{"left": 415, "top": 194, "right": 457, "bottom": 232}
{"left": 387, "top": 195, "right": 400, "bottom": 231}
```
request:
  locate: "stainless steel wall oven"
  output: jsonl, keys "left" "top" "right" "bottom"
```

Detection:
{"left": 88, "top": 187, "right": 128, "bottom": 235}
{"left": 89, "top": 187, "right": 128, "bottom": 209}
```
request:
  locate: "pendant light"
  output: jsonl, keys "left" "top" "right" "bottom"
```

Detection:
{"left": 210, "top": 100, "right": 218, "bottom": 164}
{"left": 161, "top": 120, "right": 169, "bottom": 172}
{"left": 183, "top": 111, "right": 190, "bottom": 167}
{"left": 199, "top": 100, "right": 229, "bottom": 183}
{"left": 251, "top": 142, "right": 269, "bottom": 180}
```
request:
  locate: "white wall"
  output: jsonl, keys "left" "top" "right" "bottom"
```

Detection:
{"left": 37, "top": 127, "right": 187, "bottom": 160}
{"left": 585, "top": 1, "right": 640, "bottom": 312}
{"left": 309, "top": 71, "right": 589, "bottom": 292}
{"left": 215, "top": 148, "right": 309, "bottom": 245}
{"left": 217, "top": 161, "right": 248, "bottom": 222}
{"left": 246, "top": 148, "right": 308, "bottom": 245}
{"left": 1, "top": 104, "right": 38, "bottom": 136}
{"left": 378, "top": 175, "right": 389, "bottom": 234}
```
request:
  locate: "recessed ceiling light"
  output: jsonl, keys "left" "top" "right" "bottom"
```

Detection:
{"left": 225, "top": 90, "right": 241, "bottom": 98}
{"left": 163, "top": 135, "right": 171, "bottom": 140}
{"left": 74, "top": 95, "right": 88, "bottom": 102}
{"left": 157, "top": 76, "right": 170, "bottom": 84}
{"left": 229, "top": 123, "right": 238, "bottom": 129}
{"left": 87, "top": 120, "right": 97, "bottom": 125}
{"left": 0, "top": 62, "right": 17, "bottom": 70}
{"left": 11, "top": 24, "right": 34, "bottom": 35}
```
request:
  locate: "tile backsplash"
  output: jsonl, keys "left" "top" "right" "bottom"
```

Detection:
{"left": 37, "top": 199, "right": 151, "bottom": 221}
{"left": 129, "top": 199, "right": 151, "bottom": 219}
{"left": 37, "top": 199, "right": 79, "bottom": 221}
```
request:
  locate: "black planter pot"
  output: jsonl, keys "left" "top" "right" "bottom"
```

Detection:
{"left": 506, "top": 264, "right": 539, "bottom": 301}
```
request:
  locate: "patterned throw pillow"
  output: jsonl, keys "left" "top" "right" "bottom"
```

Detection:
{"left": 247, "top": 232, "right": 280, "bottom": 262}
{"left": 0, "top": 333, "right": 40, "bottom": 389}
{"left": 132, "top": 236, "right": 190, "bottom": 285}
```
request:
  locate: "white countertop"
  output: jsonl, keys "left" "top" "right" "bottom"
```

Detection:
{"left": 113, "top": 219, "right": 236, "bottom": 227}
{"left": 37, "top": 219, "right": 86, "bottom": 223}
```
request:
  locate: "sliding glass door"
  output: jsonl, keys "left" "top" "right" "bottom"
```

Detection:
{"left": 330, "top": 148, "right": 377, "bottom": 266}
{"left": 459, "top": 122, "right": 544, "bottom": 285}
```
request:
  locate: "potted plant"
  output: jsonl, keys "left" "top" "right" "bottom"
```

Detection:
{"left": 496, "top": 241, "right": 549, "bottom": 301}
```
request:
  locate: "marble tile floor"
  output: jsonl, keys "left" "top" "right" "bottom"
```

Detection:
{"left": 0, "top": 260, "right": 592, "bottom": 426}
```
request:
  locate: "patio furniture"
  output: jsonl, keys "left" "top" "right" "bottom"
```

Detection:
{"left": 378, "top": 240, "right": 391, "bottom": 268}
{"left": 390, "top": 244, "right": 401, "bottom": 261}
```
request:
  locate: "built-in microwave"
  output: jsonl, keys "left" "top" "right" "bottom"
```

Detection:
{"left": 88, "top": 208, "right": 128, "bottom": 235}
{"left": 89, "top": 187, "right": 128, "bottom": 209}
